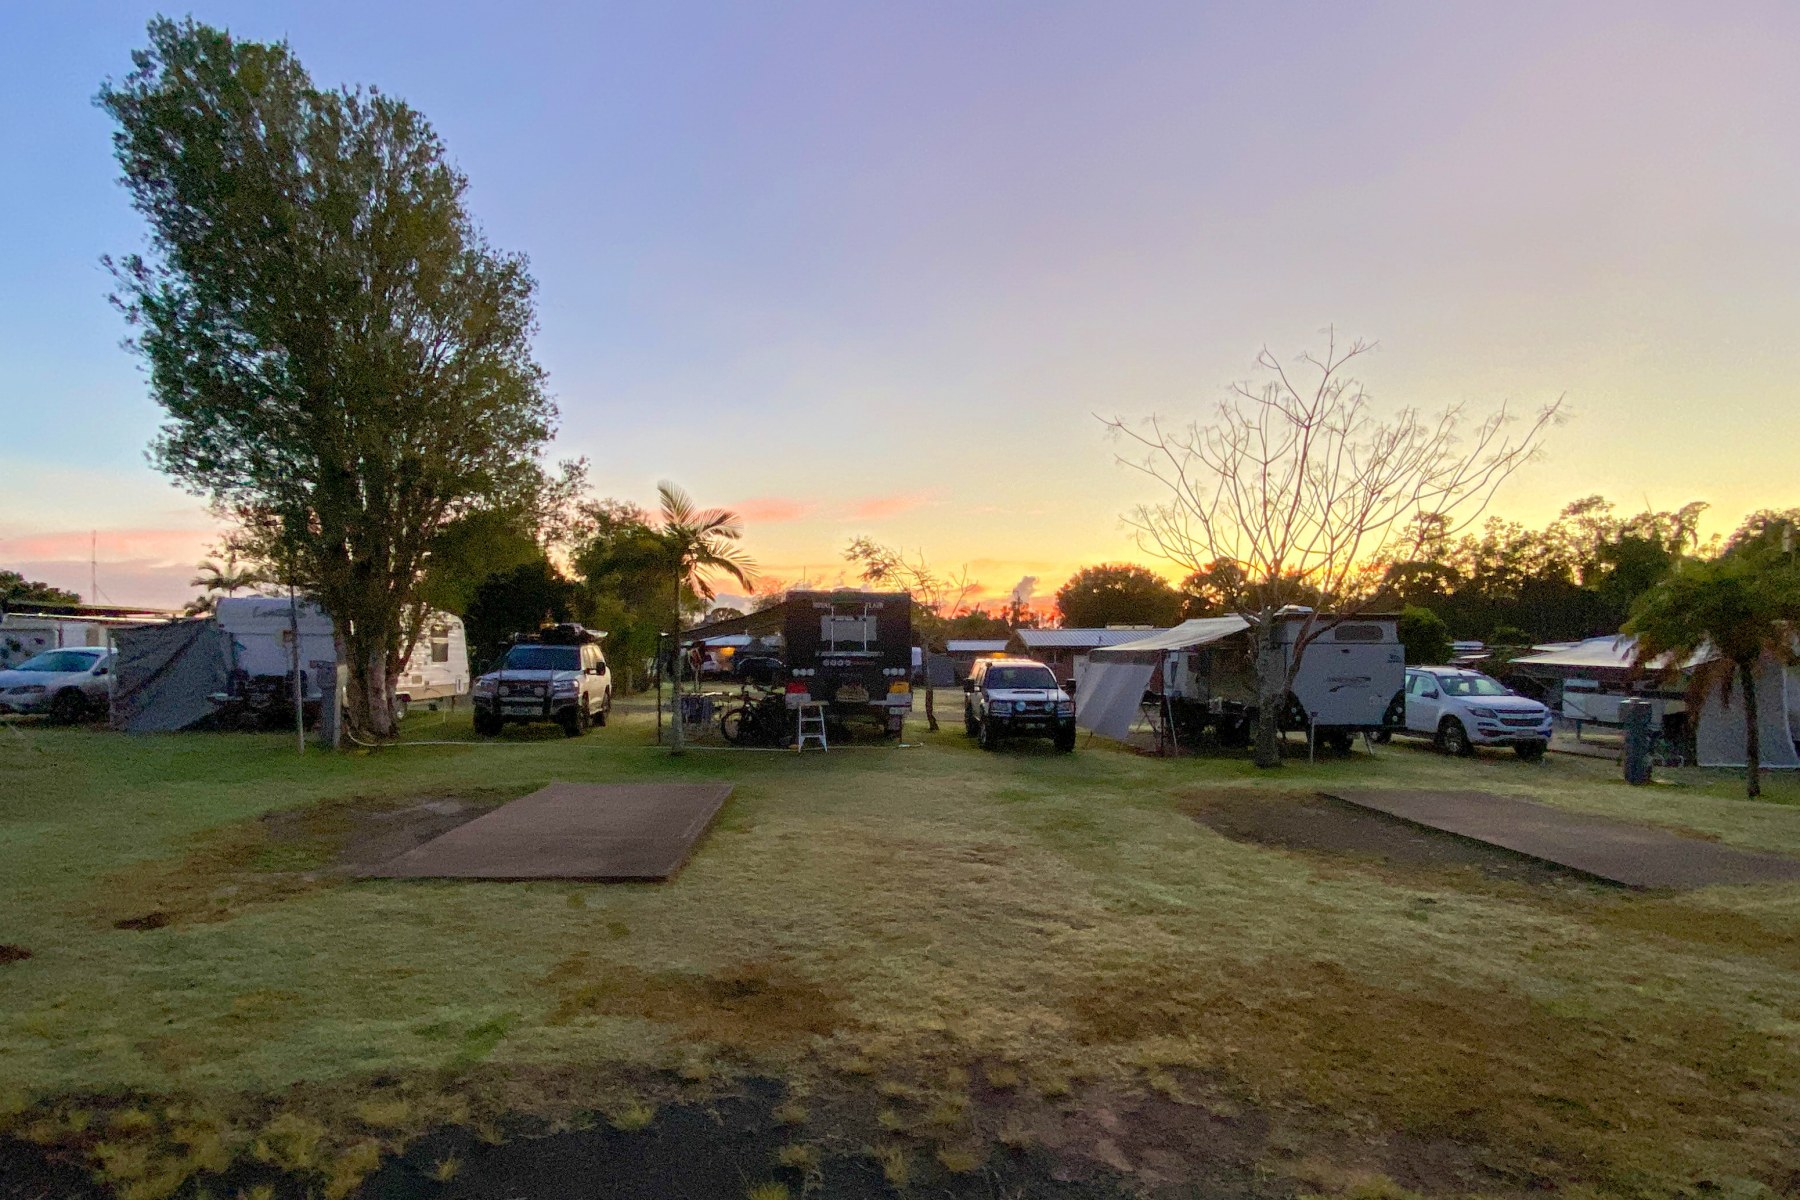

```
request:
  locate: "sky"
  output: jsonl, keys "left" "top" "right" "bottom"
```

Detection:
{"left": 3, "top": 1, "right": 1798, "bottom": 613}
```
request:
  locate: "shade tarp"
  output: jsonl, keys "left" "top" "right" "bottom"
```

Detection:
{"left": 1073, "top": 659, "right": 1158, "bottom": 740}
{"left": 1087, "top": 616, "right": 1252, "bottom": 664}
{"left": 1695, "top": 654, "right": 1800, "bottom": 769}
{"left": 111, "top": 619, "right": 231, "bottom": 733}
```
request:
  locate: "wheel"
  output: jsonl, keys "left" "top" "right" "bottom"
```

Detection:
{"left": 49, "top": 689, "right": 88, "bottom": 724}
{"left": 978, "top": 718, "right": 999, "bottom": 751}
{"left": 561, "top": 703, "right": 590, "bottom": 738}
{"left": 1436, "top": 718, "right": 1474, "bottom": 757}
{"left": 595, "top": 693, "right": 610, "bottom": 727}
{"left": 1054, "top": 728, "right": 1076, "bottom": 753}
{"left": 964, "top": 705, "right": 979, "bottom": 737}
{"left": 473, "top": 710, "right": 502, "bottom": 737}
{"left": 1323, "top": 729, "right": 1355, "bottom": 756}
{"left": 1514, "top": 740, "right": 1547, "bottom": 762}
{"left": 393, "top": 695, "right": 410, "bottom": 723}
{"left": 720, "top": 708, "right": 748, "bottom": 745}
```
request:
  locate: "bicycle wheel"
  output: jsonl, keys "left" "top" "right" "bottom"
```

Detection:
{"left": 721, "top": 707, "right": 750, "bottom": 744}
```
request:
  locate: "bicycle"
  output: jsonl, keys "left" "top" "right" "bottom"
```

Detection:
{"left": 719, "top": 685, "right": 791, "bottom": 747}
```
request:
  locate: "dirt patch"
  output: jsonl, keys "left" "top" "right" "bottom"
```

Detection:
{"left": 1066, "top": 956, "right": 1800, "bottom": 1191}
{"left": 0, "top": 944, "right": 31, "bottom": 965}
{"left": 1180, "top": 787, "right": 1610, "bottom": 891}
{"left": 84, "top": 791, "right": 515, "bottom": 928}
{"left": 544, "top": 956, "right": 852, "bottom": 1049}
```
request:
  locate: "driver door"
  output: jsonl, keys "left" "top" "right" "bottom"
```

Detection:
{"left": 1403, "top": 671, "right": 1440, "bottom": 733}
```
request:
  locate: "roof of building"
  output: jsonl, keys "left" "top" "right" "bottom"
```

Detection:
{"left": 945, "top": 639, "right": 1009, "bottom": 653}
{"left": 1014, "top": 627, "right": 1166, "bottom": 649}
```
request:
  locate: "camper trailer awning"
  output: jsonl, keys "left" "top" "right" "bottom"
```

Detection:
{"left": 1087, "top": 616, "right": 1252, "bottom": 663}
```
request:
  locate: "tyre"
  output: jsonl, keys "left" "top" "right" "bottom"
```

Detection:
{"left": 393, "top": 695, "right": 410, "bottom": 723}
{"left": 720, "top": 708, "right": 748, "bottom": 745}
{"left": 49, "top": 689, "right": 87, "bottom": 724}
{"left": 964, "top": 705, "right": 979, "bottom": 737}
{"left": 1437, "top": 718, "right": 1474, "bottom": 757}
{"left": 1323, "top": 729, "right": 1355, "bottom": 756}
{"left": 473, "top": 710, "right": 502, "bottom": 737}
{"left": 595, "top": 694, "right": 610, "bottom": 727}
{"left": 1054, "top": 727, "right": 1076, "bottom": 753}
{"left": 978, "top": 718, "right": 999, "bottom": 751}
{"left": 1514, "top": 740, "right": 1547, "bottom": 762}
{"left": 561, "top": 703, "right": 589, "bottom": 738}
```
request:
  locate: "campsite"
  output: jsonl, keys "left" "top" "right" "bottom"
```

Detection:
{"left": 4, "top": 696, "right": 1800, "bottom": 1200}
{"left": 8, "top": 7, "right": 1800, "bottom": 1200}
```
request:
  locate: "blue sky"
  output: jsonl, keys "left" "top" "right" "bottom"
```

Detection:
{"left": 4, "top": 1, "right": 1798, "bottom": 609}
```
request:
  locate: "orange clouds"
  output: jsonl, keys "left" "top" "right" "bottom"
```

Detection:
{"left": 0, "top": 526, "right": 216, "bottom": 565}
{"left": 845, "top": 491, "right": 935, "bottom": 520}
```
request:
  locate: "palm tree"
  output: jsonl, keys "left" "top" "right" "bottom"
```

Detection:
{"left": 1627, "top": 555, "right": 1800, "bottom": 797}
{"left": 652, "top": 482, "right": 754, "bottom": 752}
{"left": 190, "top": 553, "right": 265, "bottom": 603}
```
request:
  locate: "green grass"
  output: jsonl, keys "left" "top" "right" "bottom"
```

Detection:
{"left": 2, "top": 697, "right": 1799, "bottom": 1196}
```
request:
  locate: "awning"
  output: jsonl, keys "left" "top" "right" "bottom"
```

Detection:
{"left": 1087, "top": 616, "right": 1252, "bottom": 663}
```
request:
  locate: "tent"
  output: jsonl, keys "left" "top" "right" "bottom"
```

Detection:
{"left": 1693, "top": 652, "right": 1800, "bottom": 769}
{"left": 111, "top": 618, "right": 235, "bottom": 733}
{"left": 1076, "top": 617, "right": 1250, "bottom": 740}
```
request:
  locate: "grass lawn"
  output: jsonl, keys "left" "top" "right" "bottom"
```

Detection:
{"left": 2, "top": 695, "right": 1798, "bottom": 1199}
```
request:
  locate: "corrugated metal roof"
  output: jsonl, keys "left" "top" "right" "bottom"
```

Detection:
{"left": 945, "top": 639, "right": 1009, "bottom": 653}
{"left": 1015, "top": 627, "right": 1166, "bottom": 649}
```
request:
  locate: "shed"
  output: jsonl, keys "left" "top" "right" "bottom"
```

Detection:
{"left": 1009, "top": 626, "right": 1166, "bottom": 686}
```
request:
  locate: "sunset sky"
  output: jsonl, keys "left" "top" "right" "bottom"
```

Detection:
{"left": 4, "top": 1, "right": 1797, "bottom": 612}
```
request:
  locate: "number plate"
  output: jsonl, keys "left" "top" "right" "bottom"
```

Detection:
{"left": 502, "top": 702, "right": 541, "bottom": 715}
{"left": 836, "top": 684, "right": 869, "bottom": 704}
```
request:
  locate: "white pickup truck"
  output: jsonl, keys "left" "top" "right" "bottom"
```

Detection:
{"left": 1383, "top": 665, "right": 1555, "bottom": 761}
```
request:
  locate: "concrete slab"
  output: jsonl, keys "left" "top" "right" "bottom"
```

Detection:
{"left": 362, "top": 782, "right": 732, "bottom": 882}
{"left": 1320, "top": 788, "right": 1800, "bottom": 889}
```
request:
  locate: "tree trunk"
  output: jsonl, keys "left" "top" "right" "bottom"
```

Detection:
{"left": 1741, "top": 659, "right": 1761, "bottom": 799}
{"left": 1253, "top": 608, "right": 1285, "bottom": 769}
{"left": 343, "top": 626, "right": 397, "bottom": 742}
{"left": 669, "top": 574, "right": 685, "bottom": 755}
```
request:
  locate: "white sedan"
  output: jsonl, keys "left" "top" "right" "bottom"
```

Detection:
{"left": 0, "top": 647, "right": 114, "bottom": 722}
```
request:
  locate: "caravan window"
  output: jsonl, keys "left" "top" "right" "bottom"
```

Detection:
{"left": 1333, "top": 624, "right": 1385, "bottom": 642}
{"left": 429, "top": 624, "right": 451, "bottom": 664}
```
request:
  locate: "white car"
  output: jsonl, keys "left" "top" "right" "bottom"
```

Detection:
{"left": 471, "top": 625, "right": 611, "bottom": 738}
{"left": 0, "top": 646, "right": 114, "bottom": 722}
{"left": 1386, "top": 666, "right": 1554, "bottom": 760}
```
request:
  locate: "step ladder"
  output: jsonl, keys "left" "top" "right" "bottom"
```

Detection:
{"left": 795, "top": 701, "right": 828, "bottom": 752}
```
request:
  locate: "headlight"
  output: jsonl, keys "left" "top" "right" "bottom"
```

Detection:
{"left": 553, "top": 679, "right": 579, "bottom": 695}
{"left": 1470, "top": 706, "right": 1497, "bottom": 718}
{"left": 1056, "top": 701, "right": 1075, "bottom": 716}
{"left": 473, "top": 678, "right": 497, "bottom": 695}
{"left": 990, "top": 701, "right": 1013, "bottom": 715}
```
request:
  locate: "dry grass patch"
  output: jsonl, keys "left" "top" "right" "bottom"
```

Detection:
{"left": 545, "top": 955, "right": 852, "bottom": 1050}
{"left": 1069, "top": 955, "right": 1799, "bottom": 1188}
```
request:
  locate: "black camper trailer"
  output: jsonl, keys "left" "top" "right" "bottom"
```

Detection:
{"left": 781, "top": 590, "right": 914, "bottom": 734}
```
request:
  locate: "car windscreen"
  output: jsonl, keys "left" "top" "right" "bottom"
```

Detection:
{"left": 498, "top": 646, "right": 580, "bottom": 672}
{"left": 986, "top": 666, "right": 1059, "bottom": 690}
{"left": 1439, "top": 675, "right": 1510, "bottom": 697}
{"left": 15, "top": 650, "right": 101, "bottom": 673}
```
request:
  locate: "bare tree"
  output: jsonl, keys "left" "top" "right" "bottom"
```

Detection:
{"left": 1102, "top": 330, "right": 1561, "bottom": 767}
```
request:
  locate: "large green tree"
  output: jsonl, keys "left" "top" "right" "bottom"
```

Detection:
{"left": 1627, "top": 556, "right": 1800, "bottom": 798}
{"left": 1054, "top": 564, "right": 1184, "bottom": 629}
{"left": 101, "top": 18, "right": 553, "bottom": 739}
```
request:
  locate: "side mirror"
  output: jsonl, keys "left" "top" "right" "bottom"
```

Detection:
{"left": 1063, "top": 678, "right": 1077, "bottom": 693}
{"left": 94, "top": 666, "right": 109, "bottom": 676}
{"left": 961, "top": 679, "right": 975, "bottom": 693}
{"left": 1422, "top": 689, "right": 1439, "bottom": 699}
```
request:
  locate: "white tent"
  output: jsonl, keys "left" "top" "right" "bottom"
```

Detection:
{"left": 1694, "top": 652, "right": 1800, "bottom": 769}
{"left": 1075, "top": 617, "right": 1251, "bottom": 740}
